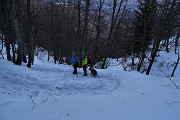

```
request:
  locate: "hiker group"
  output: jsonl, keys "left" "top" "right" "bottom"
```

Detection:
{"left": 71, "top": 51, "right": 96, "bottom": 76}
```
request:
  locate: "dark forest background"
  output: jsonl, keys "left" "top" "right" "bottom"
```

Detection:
{"left": 0, "top": 0, "right": 179, "bottom": 75}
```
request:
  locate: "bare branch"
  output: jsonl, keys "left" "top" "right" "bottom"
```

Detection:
{"left": 165, "top": 73, "right": 180, "bottom": 89}
{"left": 28, "top": 94, "right": 36, "bottom": 110}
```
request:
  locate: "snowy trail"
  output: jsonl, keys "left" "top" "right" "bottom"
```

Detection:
{"left": 1, "top": 58, "right": 180, "bottom": 120}
{"left": 0, "top": 59, "right": 121, "bottom": 96}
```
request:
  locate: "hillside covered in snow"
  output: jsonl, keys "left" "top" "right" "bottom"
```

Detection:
{"left": 0, "top": 48, "right": 180, "bottom": 120}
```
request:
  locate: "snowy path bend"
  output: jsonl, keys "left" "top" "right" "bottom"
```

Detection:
{"left": 1, "top": 58, "right": 180, "bottom": 120}
{"left": 0, "top": 59, "right": 121, "bottom": 96}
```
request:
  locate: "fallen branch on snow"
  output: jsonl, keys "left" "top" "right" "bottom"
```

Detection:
{"left": 41, "top": 95, "right": 48, "bottom": 103}
{"left": 165, "top": 74, "right": 179, "bottom": 89}
{"left": 28, "top": 94, "right": 35, "bottom": 110}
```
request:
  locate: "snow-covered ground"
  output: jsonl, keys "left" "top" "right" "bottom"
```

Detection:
{"left": 0, "top": 49, "right": 180, "bottom": 120}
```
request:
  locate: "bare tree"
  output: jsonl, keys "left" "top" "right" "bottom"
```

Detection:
{"left": 146, "top": 0, "right": 177, "bottom": 75}
{"left": 90, "top": 0, "right": 102, "bottom": 66}
{"left": 27, "top": 0, "right": 35, "bottom": 68}
{"left": 8, "top": 0, "right": 24, "bottom": 65}
{"left": 132, "top": 0, "right": 157, "bottom": 72}
{"left": 82, "top": 0, "right": 90, "bottom": 54}
{"left": 171, "top": 53, "right": 180, "bottom": 77}
{"left": 101, "top": 0, "right": 128, "bottom": 69}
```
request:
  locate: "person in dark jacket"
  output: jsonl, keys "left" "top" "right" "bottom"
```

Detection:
{"left": 71, "top": 51, "right": 80, "bottom": 74}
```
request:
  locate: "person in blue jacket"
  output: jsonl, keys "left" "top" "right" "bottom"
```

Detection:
{"left": 71, "top": 51, "right": 80, "bottom": 74}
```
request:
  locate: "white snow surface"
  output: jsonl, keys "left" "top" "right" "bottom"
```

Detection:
{"left": 0, "top": 52, "right": 180, "bottom": 120}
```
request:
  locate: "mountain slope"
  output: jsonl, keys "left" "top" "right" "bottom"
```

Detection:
{"left": 0, "top": 55, "right": 180, "bottom": 120}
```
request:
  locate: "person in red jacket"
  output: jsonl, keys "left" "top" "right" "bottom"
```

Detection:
{"left": 88, "top": 55, "right": 92, "bottom": 65}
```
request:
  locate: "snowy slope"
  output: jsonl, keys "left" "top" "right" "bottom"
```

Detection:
{"left": 0, "top": 57, "right": 121, "bottom": 96}
{"left": 0, "top": 54, "right": 180, "bottom": 120}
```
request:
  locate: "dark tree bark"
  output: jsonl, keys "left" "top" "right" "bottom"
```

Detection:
{"left": 5, "top": 35, "right": 12, "bottom": 61}
{"left": 0, "top": 34, "right": 4, "bottom": 59}
{"left": 1, "top": 0, "right": 12, "bottom": 61}
{"left": 27, "top": 0, "right": 34, "bottom": 68}
{"left": 82, "top": 0, "right": 90, "bottom": 53}
{"left": 11, "top": 42, "right": 16, "bottom": 63}
{"left": 48, "top": 48, "right": 50, "bottom": 61}
{"left": 23, "top": 44, "right": 27, "bottom": 63}
{"left": 171, "top": 53, "right": 179, "bottom": 77}
{"left": 175, "top": 32, "right": 179, "bottom": 54}
{"left": 7, "top": 0, "right": 24, "bottom": 65}
{"left": 77, "top": 0, "right": 81, "bottom": 51}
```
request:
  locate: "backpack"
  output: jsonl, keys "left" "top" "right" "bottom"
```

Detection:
{"left": 87, "top": 56, "right": 91, "bottom": 64}
{"left": 74, "top": 56, "right": 79, "bottom": 65}
{"left": 71, "top": 56, "right": 79, "bottom": 65}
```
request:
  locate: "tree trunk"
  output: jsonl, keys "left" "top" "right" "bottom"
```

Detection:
{"left": 48, "top": 49, "right": 50, "bottom": 61}
{"left": 100, "top": 58, "right": 107, "bottom": 69}
{"left": 27, "top": 35, "right": 34, "bottom": 67}
{"left": 5, "top": 35, "right": 12, "bottom": 61}
{"left": 165, "top": 38, "right": 170, "bottom": 52}
{"left": 82, "top": 0, "right": 90, "bottom": 53}
{"left": 27, "top": 0, "right": 34, "bottom": 68}
{"left": 0, "top": 35, "right": 4, "bottom": 59}
{"left": 77, "top": 0, "right": 81, "bottom": 51}
{"left": 146, "top": 39, "right": 161, "bottom": 75}
{"left": 23, "top": 44, "right": 27, "bottom": 63}
{"left": 91, "top": 0, "right": 104, "bottom": 69}
{"left": 137, "top": 51, "right": 147, "bottom": 71}
{"left": 175, "top": 32, "right": 179, "bottom": 54}
{"left": 11, "top": 43, "right": 16, "bottom": 63}
{"left": 54, "top": 50, "right": 57, "bottom": 64}
{"left": 8, "top": 0, "right": 23, "bottom": 65}
{"left": 171, "top": 54, "right": 179, "bottom": 77}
